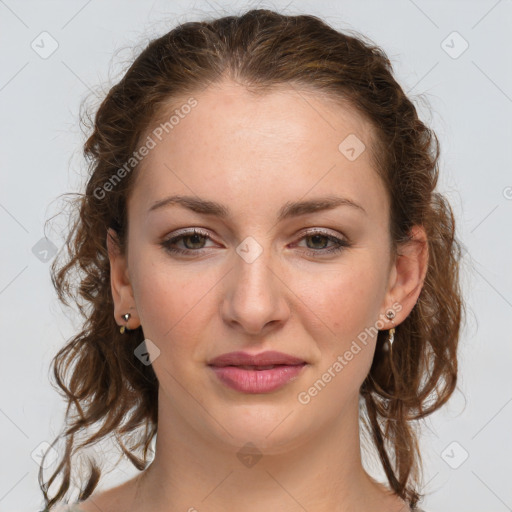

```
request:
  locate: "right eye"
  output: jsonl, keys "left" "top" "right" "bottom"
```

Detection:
{"left": 160, "top": 228, "right": 216, "bottom": 255}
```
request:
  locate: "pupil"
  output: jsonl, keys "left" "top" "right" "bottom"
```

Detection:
{"left": 186, "top": 234, "right": 204, "bottom": 249}
{"left": 310, "top": 235, "right": 326, "bottom": 249}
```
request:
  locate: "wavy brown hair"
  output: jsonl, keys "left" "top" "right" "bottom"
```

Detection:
{"left": 39, "top": 8, "right": 465, "bottom": 510}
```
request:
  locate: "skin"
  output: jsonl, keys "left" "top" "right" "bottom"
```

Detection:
{"left": 81, "top": 80, "right": 427, "bottom": 512}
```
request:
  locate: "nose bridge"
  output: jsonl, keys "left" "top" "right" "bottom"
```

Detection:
{"left": 223, "top": 235, "right": 287, "bottom": 333}
{"left": 234, "top": 237, "right": 276, "bottom": 305}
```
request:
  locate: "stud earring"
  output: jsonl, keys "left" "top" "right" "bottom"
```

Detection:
{"left": 385, "top": 309, "right": 396, "bottom": 352}
{"left": 120, "top": 313, "right": 131, "bottom": 334}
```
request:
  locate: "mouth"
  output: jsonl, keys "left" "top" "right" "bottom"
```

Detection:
{"left": 208, "top": 363, "right": 308, "bottom": 393}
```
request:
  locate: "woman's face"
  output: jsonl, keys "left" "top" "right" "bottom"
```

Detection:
{"left": 110, "top": 80, "right": 414, "bottom": 453}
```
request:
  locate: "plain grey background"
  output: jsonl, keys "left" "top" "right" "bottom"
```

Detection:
{"left": 1, "top": 1, "right": 511, "bottom": 511}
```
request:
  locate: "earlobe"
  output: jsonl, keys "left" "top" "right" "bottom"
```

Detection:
{"left": 382, "top": 225, "right": 428, "bottom": 325}
{"left": 106, "top": 228, "right": 140, "bottom": 329}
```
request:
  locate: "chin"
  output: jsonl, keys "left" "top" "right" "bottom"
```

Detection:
{"left": 202, "top": 402, "right": 319, "bottom": 455}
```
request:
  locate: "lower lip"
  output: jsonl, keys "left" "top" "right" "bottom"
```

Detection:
{"left": 209, "top": 364, "right": 307, "bottom": 393}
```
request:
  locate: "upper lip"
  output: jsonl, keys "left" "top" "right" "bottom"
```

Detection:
{"left": 208, "top": 350, "right": 306, "bottom": 367}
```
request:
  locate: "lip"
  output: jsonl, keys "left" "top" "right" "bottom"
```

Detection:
{"left": 210, "top": 364, "right": 307, "bottom": 393}
{"left": 208, "top": 351, "right": 308, "bottom": 394}
{"left": 208, "top": 350, "right": 306, "bottom": 367}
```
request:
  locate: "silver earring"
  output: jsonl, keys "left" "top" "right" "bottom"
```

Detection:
{"left": 120, "top": 313, "right": 131, "bottom": 334}
{"left": 385, "top": 310, "right": 396, "bottom": 351}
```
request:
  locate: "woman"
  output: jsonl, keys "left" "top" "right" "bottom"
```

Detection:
{"left": 39, "top": 8, "right": 464, "bottom": 512}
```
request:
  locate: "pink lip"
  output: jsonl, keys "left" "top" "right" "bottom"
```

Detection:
{"left": 208, "top": 350, "right": 306, "bottom": 367}
{"left": 208, "top": 351, "right": 308, "bottom": 393}
{"left": 210, "top": 364, "right": 307, "bottom": 393}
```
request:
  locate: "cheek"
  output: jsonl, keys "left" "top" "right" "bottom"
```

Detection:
{"left": 296, "top": 256, "right": 388, "bottom": 385}
{"left": 297, "top": 266, "right": 385, "bottom": 399}
{"left": 299, "top": 260, "right": 384, "bottom": 335}
{"left": 130, "top": 256, "right": 217, "bottom": 353}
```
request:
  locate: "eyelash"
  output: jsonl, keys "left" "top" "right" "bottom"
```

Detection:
{"left": 160, "top": 228, "right": 350, "bottom": 258}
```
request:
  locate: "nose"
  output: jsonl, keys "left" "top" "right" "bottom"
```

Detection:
{"left": 221, "top": 245, "right": 290, "bottom": 337}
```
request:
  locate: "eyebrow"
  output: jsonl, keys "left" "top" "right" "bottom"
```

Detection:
{"left": 147, "top": 194, "right": 367, "bottom": 221}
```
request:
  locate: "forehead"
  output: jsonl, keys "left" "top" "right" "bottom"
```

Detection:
{"left": 147, "top": 80, "right": 373, "bottom": 146}
{"left": 130, "top": 80, "right": 387, "bottom": 220}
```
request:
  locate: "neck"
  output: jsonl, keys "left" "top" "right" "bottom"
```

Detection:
{"left": 130, "top": 394, "right": 403, "bottom": 512}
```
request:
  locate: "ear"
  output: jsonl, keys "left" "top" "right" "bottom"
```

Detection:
{"left": 379, "top": 225, "right": 429, "bottom": 326}
{"left": 107, "top": 228, "right": 140, "bottom": 330}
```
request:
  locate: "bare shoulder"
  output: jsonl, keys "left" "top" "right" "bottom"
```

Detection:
{"left": 75, "top": 475, "right": 140, "bottom": 512}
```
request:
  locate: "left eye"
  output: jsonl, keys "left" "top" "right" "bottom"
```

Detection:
{"left": 295, "top": 231, "right": 351, "bottom": 257}
{"left": 161, "top": 229, "right": 350, "bottom": 257}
